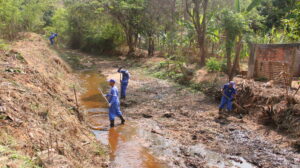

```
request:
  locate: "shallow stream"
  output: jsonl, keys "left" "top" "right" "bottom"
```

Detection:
{"left": 79, "top": 71, "right": 166, "bottom": 168}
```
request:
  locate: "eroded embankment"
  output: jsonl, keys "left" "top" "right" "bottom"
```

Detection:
{"left": 0, "top": 33, "right": 108, "bottom": 167}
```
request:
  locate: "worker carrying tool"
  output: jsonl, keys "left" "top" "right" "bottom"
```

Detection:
{"left": 117, "top": 67, "right": 130, "bottom": 99}
{"left": 49, "top": 33, "right": 58, "bottom": 45}
{"left": 106, "top": 79, "right": 125, "bottom": 127}
{"left": 219, "top": 81, "right": 237, "bottom": 113}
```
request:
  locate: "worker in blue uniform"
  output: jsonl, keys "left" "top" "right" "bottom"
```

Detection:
{"left": 49, "top": 33, "right": 58, "bottom": 45}
{"left": 219, "top": 81, "right": 237, "bottom": 113}
{"left": 117, "top": 67, "right": 130, "bottom": 99}
{"left": 106, "top": 79, "right": 125, "bottom": 127}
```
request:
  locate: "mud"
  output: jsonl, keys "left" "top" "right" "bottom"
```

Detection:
{"left": 60, "top": 49, "right": 300, "bottom": 168}
{"left": 79, "top": 71, "right": 167, "bottom": 168}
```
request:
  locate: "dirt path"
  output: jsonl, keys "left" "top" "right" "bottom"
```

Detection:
{"left": 60, "top": 49, "right": 300, "bottom": 168}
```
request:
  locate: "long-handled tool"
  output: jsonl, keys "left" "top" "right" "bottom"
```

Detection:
{"left": 222, "top": 93, "right": 247, "bottom": 112}
{"left": 119, "top": 68, "right": 123, "bottom": 99}
{"left": 98, "top": 87, "right": 110, "bottom": 105}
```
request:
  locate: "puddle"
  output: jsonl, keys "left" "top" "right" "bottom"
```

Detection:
{"left": 79, "top": 71, "right": 166, "bottom": 168}
{"left": 188, "top": 144, "right": 255, "bottom": 168}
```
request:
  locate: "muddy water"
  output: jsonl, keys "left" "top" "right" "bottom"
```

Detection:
{"left": 79, "top": 71, "right": 166, "bottom": 168}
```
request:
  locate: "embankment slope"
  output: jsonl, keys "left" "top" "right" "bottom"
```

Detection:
{"left": 0, "top": 33, "right": 107, "bottom": 167}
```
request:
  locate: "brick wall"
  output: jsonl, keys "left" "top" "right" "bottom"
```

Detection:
{"left": 248, "top": 43, "right": 300, "bottom": 82}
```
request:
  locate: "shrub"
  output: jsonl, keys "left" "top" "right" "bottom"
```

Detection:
{"left": 206, "top": 57, "right": 222, "bottom": 72}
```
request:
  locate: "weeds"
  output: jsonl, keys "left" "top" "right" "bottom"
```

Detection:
{"left": 206, "top": 57, "right": 222, "bottom": 72}
{"left": 90, "top": 142, "right": 107, "bottom": 156}
{"left": 0, "top": 130, "right": 17, "bottom": 147}
{"left": 0, "top": 145, "right": 42, "bottom": 168}
{"left": 0, "top": 39, "right": 9, "bottom": 50}
{"left": 16, "top": 53, "right": 25, "bottom": 62}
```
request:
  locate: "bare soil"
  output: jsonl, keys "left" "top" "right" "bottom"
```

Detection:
{"left": 69, "top": 51, "right": 300, "bottom": 168}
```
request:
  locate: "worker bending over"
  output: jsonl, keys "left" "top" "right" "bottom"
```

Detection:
{"left": 49, "top": 33, "right": 58, "bottom": 45}
{"left": 117, "top": 67, "right": 130, "bottom": 99}
{"left": 106, "top": 79, "right": 125, "bottom": 127}
{"left": 219, "top": 81, "right": 236, "bottom": 113}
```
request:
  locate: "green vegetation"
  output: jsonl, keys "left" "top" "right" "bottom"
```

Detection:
{"left": 0, "top": 145, "right": 42, "bottom": 168}
{"left": 0, "top": 0, "right": 299, "bottom": 78}
{"left": 206, "top": 57, "right": 222, "bottom": 72}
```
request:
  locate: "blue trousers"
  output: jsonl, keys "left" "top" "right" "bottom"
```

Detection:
{"left": 50, "top": 38, "right": 54, "bottom": 45}
{"left": 121, "top": 82, "right": 128, "bottom": 98}
{"left": 109, "top": 102, "right": 122, "bottom": 121}
{"left": 219, "top": 96, "right": 233, "bottom": 111}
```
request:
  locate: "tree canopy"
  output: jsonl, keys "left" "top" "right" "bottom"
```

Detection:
{"left": 0, "top": 0, "right": 299, "bottom": 78}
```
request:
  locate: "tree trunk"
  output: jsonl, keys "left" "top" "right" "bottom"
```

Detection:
{"left": 200, "top": 0, "right": 208, "bottom": 66}
{"left": 225, "top": 34, "right": 232, "bottom": 77}
{"left": 235, "top": 36, "right": 242, "bottom": 72}
{"left": 211, "top": 42, "right": 214, "bottom": 55}
{"left": 199, "top": 35, "right": 206, "bottom": 66}
{"left": 229, "top": 35, "right": 242, "bottom": 81}
{"left": 126, "top": 28, "right": 135, "bottom": 56}
{"left": 148, "top": 34, "right": 155, "bottom": 56}
{"left": 185, "top": 0, "right": 208, "bottom": 67}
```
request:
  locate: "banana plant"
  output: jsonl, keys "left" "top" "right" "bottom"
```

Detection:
{"left": 234, "top": 0, "right": 264, "bottom": 13}
{"left": 247, "top": 0, "right": 264, "bottom": 12}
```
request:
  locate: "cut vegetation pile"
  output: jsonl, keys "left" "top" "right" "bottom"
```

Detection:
{"left": 236, "top": 79, "right": 300, "bottom": 137}
{"left": 0, "top": 33, "right": 107, "bottom": 168}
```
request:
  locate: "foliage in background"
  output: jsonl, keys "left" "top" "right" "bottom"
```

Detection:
{"left": 45, "top": 0, "right": 125, "bottom": 53}
{"left": 206, "top": 57, "right": 222, "bottom": 72}
{"left": 257, "top": 0, "right": 298, "bottom": 31}
{"left": 0, "top": 0, "right": 299, "bottom": 65}
{"left": 0, "top": 0, "right": 56, "bottom": 40}
{"left": 282, "top": 1, "right": 300, "bottom": 41}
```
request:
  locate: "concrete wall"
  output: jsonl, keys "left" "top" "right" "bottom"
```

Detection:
{"left": 248, "top": 43, "right": 300, "bottom": 81}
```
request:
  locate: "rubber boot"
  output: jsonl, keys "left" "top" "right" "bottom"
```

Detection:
{"left": 119, "top": 116, "right": 125, "bottom": 125}
{"left": 218, "top": 108, "right": 223, "bottom": 119}
{"left": 110, "top": 120, "right": 115, "bottom": 128}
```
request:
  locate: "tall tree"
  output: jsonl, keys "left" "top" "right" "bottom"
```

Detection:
{"left": 257, "top": 0, "right": 297, "bottom": 31}
{"left": 220, "top": 10, "right": 246, "bottom": 81}
{"left": 141, "top": 0, "right": 174, "bottom": 56}
{"left": 185, "top": 0, "right": 209, "bottom": 66}
{"left": 100, "top": 0, "right": 145, "bottom": 56}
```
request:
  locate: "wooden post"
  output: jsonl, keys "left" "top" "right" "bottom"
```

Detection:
{"left": 73, "top": 86, "right": 82, "bottom": 122}
{"left": 73, "top": 86, "right": 79, "bottom": 110}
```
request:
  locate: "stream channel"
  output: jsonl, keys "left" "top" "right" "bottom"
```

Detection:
{"left": 79, "top": 71, "right": 166, "bottom": 168}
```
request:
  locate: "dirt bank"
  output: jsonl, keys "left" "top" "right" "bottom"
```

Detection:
{"left": 0, "top": 33, "right": 108, "bottom": 167}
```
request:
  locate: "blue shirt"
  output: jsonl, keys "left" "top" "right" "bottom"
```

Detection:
{"left": 223, "top": 84, "right": 236, "bottom": 98}
{"left": 107, "top": 86, "right": 119, "bottom": 104}
{"left": 119, "top": 69, "right": 130, "bottom": 83}
{"left": 49, "top": 33, "right": 58, "bottom": 40}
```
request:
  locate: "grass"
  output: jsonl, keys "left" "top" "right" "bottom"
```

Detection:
{"left": 16, "top": 53, "right": 26, "bottom": 63}
{"left": 91, "top": 142, "right": 107, "bottom": 156}
{"left": 0, "top": 130, "right": 17, "bottom": 147}
{"left": 0, "top": 145, "right": 42, "bottom": 168}
{"left": 0, "top": 131, "right": 41, "bottom": 168}
{"left": 0, "top": 39, "right": 9, "bottom": 51}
